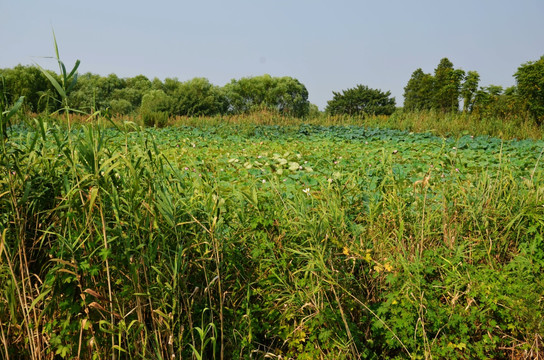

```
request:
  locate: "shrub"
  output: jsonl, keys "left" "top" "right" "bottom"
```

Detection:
{"left": 141, "top": 110, "right": 169, "bottom": 127}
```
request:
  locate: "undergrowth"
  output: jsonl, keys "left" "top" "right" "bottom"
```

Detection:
{"left": 1, "top": 115, "right": 543, "bottom": 359}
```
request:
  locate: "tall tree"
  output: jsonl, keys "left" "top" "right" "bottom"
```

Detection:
{"left": 514, "top": 55, "right": 544, "bottom": 124}
{"left": 433, "top": 58, "right": 464, "bottom": 112}
{"left": 403, "top": 68, "right": 434, "bottom": 111}
{"left": 119, "top": 75, "right": 152, "bottom": 110}
{"left": 460, "top": 70, "right": 480, "bottom": 113}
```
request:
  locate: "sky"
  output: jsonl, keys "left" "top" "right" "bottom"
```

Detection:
{"left": 1, "top": 0, "right": 543, "bottom": 110}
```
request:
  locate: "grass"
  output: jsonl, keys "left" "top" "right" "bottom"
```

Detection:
{"left": 1, "top": 111, "right": 543, "bottom": 359}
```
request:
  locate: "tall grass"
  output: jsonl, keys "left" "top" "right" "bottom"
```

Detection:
{"left": 1, "top": 112, "right": 543, "bottom": 358}
{"left": 33, "top": 107, "right": 543, "bottom": 141}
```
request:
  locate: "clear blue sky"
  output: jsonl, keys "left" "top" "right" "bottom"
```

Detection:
{"left": 1, "top": 0, "right": 543, "bottom": 109}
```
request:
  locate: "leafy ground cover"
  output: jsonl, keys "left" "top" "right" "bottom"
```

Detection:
{"left": 1, "top": 119, "right": 543, "bottom": 359}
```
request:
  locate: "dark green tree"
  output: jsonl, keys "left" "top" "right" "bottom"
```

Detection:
{"left": 308, "top": 103, "right": 322, "bottom": 118}
{"left": 514, "top": 55, "right": 544, "bottom": 124}
{"left": 472, "top": 85, "right": 524, "bottom": 119}
{"left": 0, "top": 65, "right": 51, "bottom": 112}
{"left": 326, "top": 85, "right": 396, "bottom": 116}
{"left": 433, "top": 58, "right": 465, "bottom": 112}
{"left": 114, "top": 74, "right": 152, "bottom": 111}
{"left": 223, "top": 74, "right": 310, "bottom": 117}
{"left": 69, "top": 73, "right": 103, "bottom": 112}
{"left": 109, "top": 99, "right": 133, "bottom": 115}
{"left": 141, "top": 89, "right": 172, "bottom": 113}
{"left": 69, "top": 73, "right": 126, "bottom": 112}
{"left": 126, "top": 74, "right": 152, "bottom": 91}
{"left": 403, "top": 68, "right": 435, "bottom": 111}
{"left": 169, "top": 77, "right": 228, "bottom": 116}
{"left": 461, "top": 70, "right": 480, "bottom": 113}
{"left": 269, "top": 76, "right": 310, "bottom": 117}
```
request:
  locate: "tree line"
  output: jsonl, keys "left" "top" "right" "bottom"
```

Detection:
{"left": 0, "top": 70, "right": 311, "bottom": 118}
{"left": 403, "top": 56, "right": 544, "bottom": 124}
{"left": 1, "top": 55, "right": 543, "bottom": 124}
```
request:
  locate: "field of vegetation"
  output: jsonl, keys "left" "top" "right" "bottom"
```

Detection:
{"left": 1, "top": 43, "right": 544, "bottom": 359}
{"left": 1, "top": 110, "right": 544, "bottom": 359}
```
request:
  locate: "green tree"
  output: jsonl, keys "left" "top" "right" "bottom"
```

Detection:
{"left": 433, "top": 58, "right": 464, "bottom": 112}
{"left": 269, "top": 76, "right": 310, "bottom": 117}
{"left": 169, "top": 77, "right": 228, "bottom": 116}
{"left": 0, "top": 65, "right": 51, "bottom": 112}
{"left": 109, "top": 99, "right": 133, "bottom": 115}
{"left": 151, "top": 77, "right": 165, "bottom": 91}
{"left": 69, "top": 73, "right": 126, "bottom": 112}
{"left": 110, "top": 88, "right": 138, "bottom": 113}
{"left": 126, "top": 74, "right": 152, "bottom": 91}
{"left": 514, "top": 55, "right": 544, "bottom": 124}
{"left": 308, "top": 103, "right": 322, "bottom": 118}
{"left": 460, "top": 70, "right": 480, "bottom": 113}
{"left": 403, "top": 68, "right": 434, "bottom": 111}
{"left": 472, "top": 85, "right": 524, "bottom": 119}
{"left": 223, "top": 74, "right": 310, "bottom": 117}
{"left": 141, "top": 89, "right": 172, "bottom": 113}
{"left": 326, "top": 84, "right": 396, "bottom": 116}
{"left": 117, "top": 74, "right": 152, "bottom": 110}
{"left": 69, "top": 72, "right": 103, "bottom": 112}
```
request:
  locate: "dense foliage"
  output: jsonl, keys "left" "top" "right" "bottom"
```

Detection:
{"left": 404, "top": 58, "right": 467, "bottom": 113}
{"left": 0, "top": 68, "right": 311, "bottom": 119}
{"left": 3, "top": 54, "right": 544, "bottom": 126}
{"left": 166, "top": 77, "right": 228, "bottom": 117}
{"left": 402, "top": 56, "right": 544, "bottom": 120}
{"left": 1, "top": 115, "right": 543, "bottom": 359}
{"left": 0, "top": 65, "right": 56, "bottom": 112}
{"left": 433, "top": 58, "right": 465, "bottom": 112}
{"left": 515, "top": 55, "right": 544, "bottom": 124}
{"left": 326, "top": 85, "right": 396, "bottom": 116}
{"left": 223, "top": 74, "right": 310, "bottom": 117}
{"left": 403, "top": 68, "right": 434, "bottom": 111}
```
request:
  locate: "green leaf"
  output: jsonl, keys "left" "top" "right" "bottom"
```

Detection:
{"left": 3, "top": 96, "right": 25, "bottom": 119}
{"left": 35, "top": 63, "right": 66, "bottom": 100}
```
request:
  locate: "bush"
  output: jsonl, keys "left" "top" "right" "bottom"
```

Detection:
{"left": 109, "top": 98, "right": 133, "bottom": 115}
{"left": 140, "top": 89, "right": 172, "bottom": 114}
{"left": 141, "top": 110, "right": 169, "bottom": 127}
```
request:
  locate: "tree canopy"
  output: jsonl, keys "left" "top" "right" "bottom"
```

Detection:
{"left": 514, "top": 55, "right": 544, "bottom": 124}
{"left": 403, "top": 68, "right": 435, "bottom": 111}
{"left": 326, "top": 85, "right": 396, "bottom": 116}
{"left": 223, "top": 74, "right": 310, "bottom": 117}
{"left": 403, "top": 58, "right": 466, "bottom": 113}
{"left": 165, "top": 77, "right": 227, "bottom": 117}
